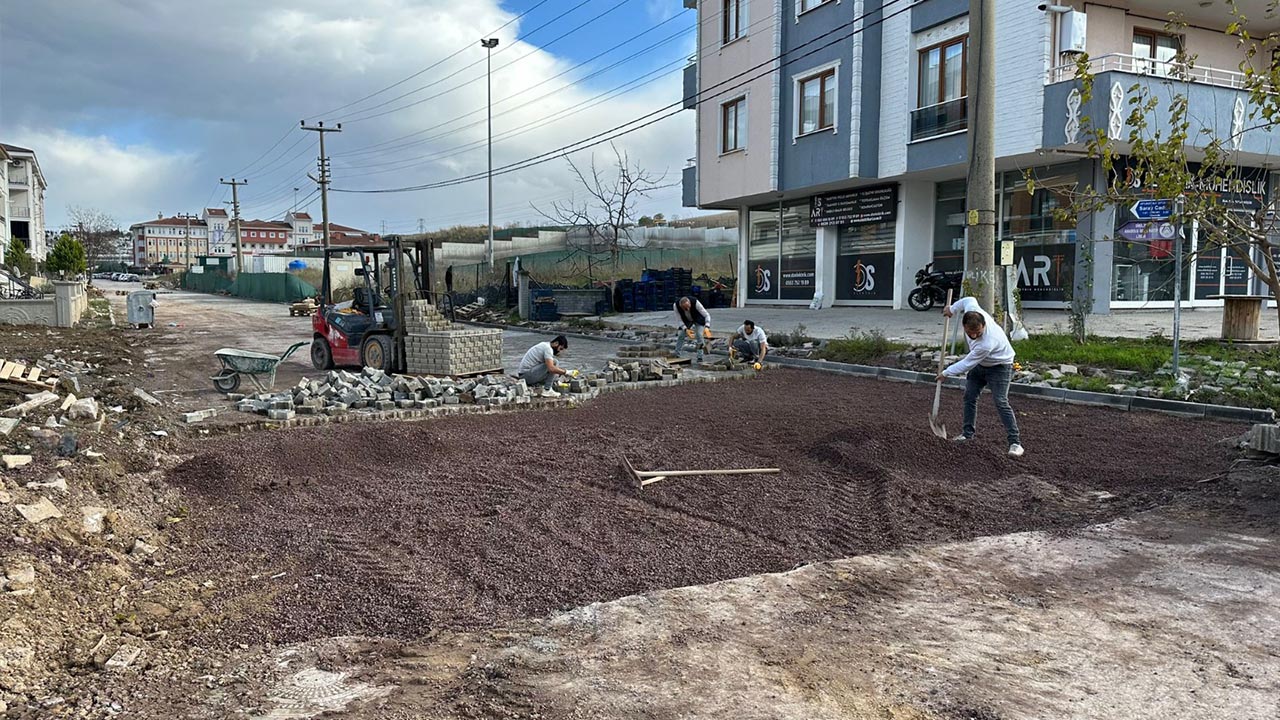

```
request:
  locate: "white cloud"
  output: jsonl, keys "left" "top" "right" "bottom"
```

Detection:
{"left": 9, "top": 128, "right": 196, "bottom": 229}
{"left": 1, "top": 0, "right": 705, "bottom": 232}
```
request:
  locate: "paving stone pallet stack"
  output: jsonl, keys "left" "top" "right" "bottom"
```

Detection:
{"left": 402, "top": 299, "right": 503, "bottom": 376}
{"left": 227, "top": 359, "right": 685, "bottom": 420}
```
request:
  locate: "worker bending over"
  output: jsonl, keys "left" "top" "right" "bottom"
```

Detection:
{"left": 674, "top": 296, "right": 712, "bottom": 363}
{"left": 937, "top": 297, "right": 1024, "bottom": 457}
{"left": 518, "top": 335, "right": 570, "bottom": 398}
{"left": 731, "top": 320, "right": 768, "bottom": 370}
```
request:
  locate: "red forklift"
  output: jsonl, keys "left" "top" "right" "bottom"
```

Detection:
{"left": 309, "top": 236, "right": 451, "bottom": 372}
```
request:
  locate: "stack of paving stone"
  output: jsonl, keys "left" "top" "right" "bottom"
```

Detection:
{"left": 602, "top": 359, "right": 681, "bottom": 384}
{"left": 615, "top": 343, "right": 678, "bottom": 361}
{"left": 230, "top": 367, "right": 533, "bottom": 420}
{"left": 402, "top": 299, "right": 503, "bottom": 376}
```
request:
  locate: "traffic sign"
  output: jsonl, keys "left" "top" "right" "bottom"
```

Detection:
{"left": 1131, "top": 199, "right": 1173, "bottom": 220}
{"left": 1117, "top": 221, "right": 1177, "bottom": 242}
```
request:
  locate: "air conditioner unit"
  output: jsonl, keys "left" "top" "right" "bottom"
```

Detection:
{"left": 1059, "top": 10, "right": 1087, "bottom": 54}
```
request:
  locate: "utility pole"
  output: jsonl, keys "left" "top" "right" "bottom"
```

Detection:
{"left": 220, "top": 178, "right": 247, "bottom": 275}
{"left": 417, "top": 218, "right": 425, "bottom": 236}
{"left": 177, "top": 212, "right": 196, "bottom": 269}
{"left": 302, "top": 121, "right": 342, "bottom": 252}
{"left": 482, "top": 37, "right": 500, "bottom": 272}
{"left": 293, "top": 187, "right": 300, "bottom": 214}
{"left": 964, "top": 0, "right": 997, "bottom": 312}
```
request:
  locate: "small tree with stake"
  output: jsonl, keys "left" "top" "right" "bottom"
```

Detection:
{"left": 45, "top": 233, "right": 88, "bottom": 277}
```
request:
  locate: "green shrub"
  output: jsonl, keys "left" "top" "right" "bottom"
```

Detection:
{"left": 816, "top": 330, "right": 907, "bottom": 365}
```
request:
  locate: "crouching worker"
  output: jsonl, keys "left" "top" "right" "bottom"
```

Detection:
{"left": 937, "top": 297, "right": 1024, "bottom": 457}
{"left": 731, "top": 320, "right": 768, "bottom": 370}
{"left": 518, "top": 335, "right": 569, "bottom": 398}
{"left": 673, "top": 296, "right": 711, "bottom": 363}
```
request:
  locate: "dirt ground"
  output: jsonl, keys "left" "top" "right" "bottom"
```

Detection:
{"left": 2, "top": 285, "right": 1278, "bottom": 719}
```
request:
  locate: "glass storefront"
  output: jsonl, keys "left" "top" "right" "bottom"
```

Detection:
{"left": 836, "top": 220, "right": 895, "bottom": 302}
{"left": 933, "top": 180, "right": 967, "bottom": 273}
{"left": 1111, "top": 160, "right": 1269, "bottom": 305}
{"left": 747, "top": 201, "right": 816, "bottom": 301}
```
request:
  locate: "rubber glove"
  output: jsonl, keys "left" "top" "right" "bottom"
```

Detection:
{"left": 571, "top": 369, "right": 580, "bottom": 377}
{"left": 686, "top": 328, "right": 695, "bottom": 340}
{"left": 753, "top": 362, "right": 762, "bottom": 371}
{"left": 703, "top": 327, "right": 713, "bottom": 340}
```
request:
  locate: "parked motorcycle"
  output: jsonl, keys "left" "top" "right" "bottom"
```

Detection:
{"left": 908, "top": 263, "right": 963, "bottom": 311}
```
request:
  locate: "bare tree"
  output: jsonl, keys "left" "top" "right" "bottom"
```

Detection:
{"left": 538, "top": 144, "right": 674, "bottom": 278}
{"left": 66, "top": 205, "right": 120, "bottom": 270}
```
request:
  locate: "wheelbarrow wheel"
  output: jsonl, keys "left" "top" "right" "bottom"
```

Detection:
{"left": 212, "top": 372, "right": 241, "bottom": 394}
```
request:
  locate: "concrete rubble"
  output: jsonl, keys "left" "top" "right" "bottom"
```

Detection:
{"left": 228, "top": 360, "right": 683, "bottom": 420}
{"left": 1243, "top": 423, "right": 1280, "bottom": 456}
{"left": 15, "top": 497, "right": 63, "bottom": 525}
{"left": 3, "top": 454, "right": 33, "bottom": 470}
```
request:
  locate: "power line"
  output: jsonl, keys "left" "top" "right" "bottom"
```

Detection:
{"left": 337, "top": 0, "right": 636, "bottom": 124}
{"left": 316, "top": 0, "right": 552, "bottom": 118}
{"left": 334, "top": 0, "right": 917, "bottom": 195}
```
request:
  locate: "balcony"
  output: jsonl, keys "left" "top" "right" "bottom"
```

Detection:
{"left": 1042, "top": 54, "right": 1267, "bottom": 159}
{"left": 682, "top": 158, "right": 697, "bottom": 208}
{"left": 8, "top": 177, "right": 28, "bottom": 187}
{"left": 910, "top": 97, "right": 967, "bottom": 141}
{"left": 683, "top": 56, "right": 697, "bottom": 111}
{"left": 8, "top": 204, "right": 30, "bottom": 219}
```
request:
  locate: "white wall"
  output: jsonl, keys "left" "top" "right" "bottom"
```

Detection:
{"left": 878, "top": 8, "right": 911, "bottom": 178}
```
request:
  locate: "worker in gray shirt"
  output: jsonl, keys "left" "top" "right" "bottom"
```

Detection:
{"left": 731, "top": 320, "right": 768, "bottom": 369}
{"left": 517, "top": 335, "right": 570, "bottom": 398}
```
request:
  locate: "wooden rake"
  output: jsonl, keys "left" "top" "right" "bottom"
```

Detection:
{"left": 621, "top": 456, "right": 780, "bottom": 489}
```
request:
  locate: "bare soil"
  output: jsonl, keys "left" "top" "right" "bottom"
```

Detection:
{"left": 166, "top": 368, "right": 1243, "bottom": 646}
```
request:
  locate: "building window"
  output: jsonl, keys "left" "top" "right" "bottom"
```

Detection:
{"left": 723, "top": 0, "right": 744, "bottom": 43}
{"left": 798, "top": 0, "right": 833, "bottom": 14}
{"left": 796, "top": 67, "right": 836, "bottom": 136}
{"left": 1132, "top": 30, "right": 1181, "bottom": 75}
{"left": 722, "top": 97, "right": 747, "bottom": 153}
{"left": 269, "top": 232, "right": 276, "bottom": 238}
{"left": 912, "top": 36, "right": 967, "bottom": 140}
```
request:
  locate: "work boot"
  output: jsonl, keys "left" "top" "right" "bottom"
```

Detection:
{"left": 1008, "top": 443, "right": 1025, "bottom": 457}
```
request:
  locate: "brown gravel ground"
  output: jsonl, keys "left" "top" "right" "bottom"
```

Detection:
{"left": 166, "top": 367, "right": 1244, "bottom": 646}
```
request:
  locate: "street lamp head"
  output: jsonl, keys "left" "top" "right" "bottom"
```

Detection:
{"left": 481, "top": 38, "right": 500, "bottom": 49}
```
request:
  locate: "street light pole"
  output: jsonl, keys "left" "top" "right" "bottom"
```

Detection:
{"left": 481, "top": 37, "right": 500, "bottom": 273}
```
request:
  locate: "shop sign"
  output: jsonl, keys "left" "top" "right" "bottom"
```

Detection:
{"left": 1014, "top": 244, "right": 1075, "bottom": 303}
{"left": 748, "top": 260, "right": 779, "bottom": 300}
{"left": 835, "top": 252, "right": 895, "bottom": 301}
{"left": 1117, "top": 221, "right": 1176, "bottom": 242}
{"left": 780, "top": 261, "right": 817, "bottom": 300}
{"left": 811, "top": 184, "right": 898, "bottom": 227}
{"left": 1115, "top": 159, "right": 1268, "bottom": 212}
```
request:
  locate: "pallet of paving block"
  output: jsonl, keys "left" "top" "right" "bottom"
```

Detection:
{"left": 0, "top": 360, "right": 58, "bottom": 390}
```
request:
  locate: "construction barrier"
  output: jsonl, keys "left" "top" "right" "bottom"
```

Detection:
{"left": 226, "top": 273, "right": 317, "bottom": 304}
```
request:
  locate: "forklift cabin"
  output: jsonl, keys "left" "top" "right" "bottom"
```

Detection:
{"left": 309, "top": 237, "right": 442, "bottom": 372}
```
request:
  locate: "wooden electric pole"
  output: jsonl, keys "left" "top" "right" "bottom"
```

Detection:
{"left": 219, "top": 178, "right": 247, "bottom": 275}
{"left": 301, "top": 121, "right": 342, "bottom": 252}
{"left": 965, "top": 0, "right": 997, "bottom": 312}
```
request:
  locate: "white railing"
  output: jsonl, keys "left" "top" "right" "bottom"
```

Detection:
{"left": 8, "top": 204, "right": 29, "bottom": 219}
{"left": 8, "top": 177, "right": 28, "bottom": 186}
{"left": 1047, "top": 53, "right": 1248, "bottom": 90}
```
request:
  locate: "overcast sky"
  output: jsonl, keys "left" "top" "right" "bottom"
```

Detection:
{"left": 0, "top": 0, "right": 700, "bottom": 234}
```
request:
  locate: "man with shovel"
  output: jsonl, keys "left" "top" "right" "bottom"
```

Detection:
{"left": 936, "top": 297, "right": 1024, "bottom": 457}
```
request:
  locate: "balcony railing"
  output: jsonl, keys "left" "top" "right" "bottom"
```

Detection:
{"left": 1047, "top": 53, "right": 1247, "bottom": 90}
{"left": 8, "top": 204, "right": 30, "bottom": 219}
{"left": 910, "top": 97, "right": 968, "bottom": 141}
{"left": 8, "top": 177, "right": 28, "bottom": 186}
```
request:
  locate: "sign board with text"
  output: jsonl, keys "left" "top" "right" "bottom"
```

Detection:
{"left": 1130, "top": 199, "right": 1173, "bottom": 221}
{"left": 810, "top": 184, "right": 898, "bottom": 227}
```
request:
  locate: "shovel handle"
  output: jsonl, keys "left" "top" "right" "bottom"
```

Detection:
{"left": 635, "top": 468, "right": 780, "bottom": 478}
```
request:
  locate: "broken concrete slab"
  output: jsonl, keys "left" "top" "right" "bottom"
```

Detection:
{"left": 59, "top": 393, "right": 78, "bottom": 412}
{"left": 131, "top": 538, "right": 159, "bottom": 556}
{"left": 182, "top": 408, "right": 219, "bottom": 424}
{"left": 0, "top": 418, "right": 18, "bottom": 436}
{"left": 25, "top": 477, "right": 67, "bottom": 494}
{"left": 15, "top": 497, "right": 62, "bottom": 524}
{"left": 81, "top": 507, "right": 111, "bottom": 534}
{"left": 4, "top": 563, "right": 35, "bottom": 593}
{"left": 67, "top": 397, "right": 99, "bottom": 422}
{"left": 131, "top": 387, "right": 162, "bottom": 406}
{"left": 104, "top": 645, "right": 141, "bottom": 671}
{"left": 2, "top": 455, "right": 33, "bottom": 470}
{"left": 3, "top": 391, "right": 59, "bottom": 417}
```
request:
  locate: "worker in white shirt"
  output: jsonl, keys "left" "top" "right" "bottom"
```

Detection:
{"left": 730, "top": 320, "right": 768, "bottom": 370}
{"left": 673, "top": 296, "right": 712, "bottom": 363}
{"left": 937, "top": 296, "right": 1024, "bottom": 457}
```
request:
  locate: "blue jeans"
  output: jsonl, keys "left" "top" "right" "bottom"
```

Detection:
{"left": 732, "top": 338, "right": 761, "bottom": 361}
{"left": 963, "top": 363, "right": 1021, "bottom": 445}
{"left": 674, "top": 324, "right": 706, "bottom": 361}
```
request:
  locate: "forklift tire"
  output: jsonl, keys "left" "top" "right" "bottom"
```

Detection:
{"left": 361, "top": 334, "right": 393, "bottom": 372}
{"left": 311, "top": 337, "right": 334, "bottom": 371}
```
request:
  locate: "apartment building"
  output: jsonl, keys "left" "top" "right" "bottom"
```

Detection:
{"left": 128, "top": 209, "right": 376, "bottom": 267}
{"left": 684, "top": 0, "right": 1280, "bottom": 311}
{"left": 2, "top": 143, "right": 48, "bottom": 262}
{"left": 0, "top": 145, "right": 8, "bottom": 265}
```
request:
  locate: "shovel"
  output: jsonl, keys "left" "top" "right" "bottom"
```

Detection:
{"left": 929, "top": 289, "right": 955, "bottom": 439}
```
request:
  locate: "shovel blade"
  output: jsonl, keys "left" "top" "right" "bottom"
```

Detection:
{"left": 929, "top": 415, "right": 948, "bottom": 439}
